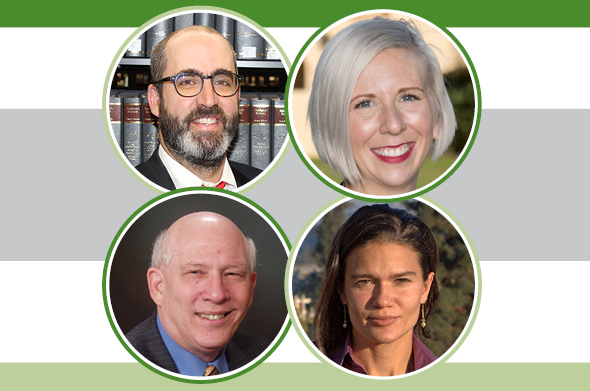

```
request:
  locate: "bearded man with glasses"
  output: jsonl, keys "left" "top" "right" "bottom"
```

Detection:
{"left": 136, "top": 25, "right": 261, "bottom": 190}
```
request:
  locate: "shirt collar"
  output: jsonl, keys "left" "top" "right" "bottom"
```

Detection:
{"left": 411, "top": 333, "right": 438, "bottom": 370}
{"left": 156, "top": 312, "right": 229, "bottom": 376}
{"left": 158, "top": 145, "right": 237, "bottom": 190}
{"left": 330, "top": 331, "right": 365, "bottom": 373}
{"left": 330, "top": 332, "right": 437, "bottom": 375}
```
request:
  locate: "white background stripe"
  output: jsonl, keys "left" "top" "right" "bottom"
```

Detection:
{"left": 1, "top": 261, "right": 587, "bottom": 363}
{"left": 0, "top": 28, "right": 589, "bottom": 109}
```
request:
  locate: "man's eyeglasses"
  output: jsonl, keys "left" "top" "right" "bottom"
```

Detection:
{"left": 152, "top": 72, "right": 243, "bottom": 97}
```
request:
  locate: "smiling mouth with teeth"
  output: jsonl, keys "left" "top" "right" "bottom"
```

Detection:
{"left": 198, "top": 313, "right": 227, "bottom": 320}
{"left": 372, "top": 143, "right": 414, "bottom": 157}
{"left": 194, "top": 117, "right": 218, "bottom": 125}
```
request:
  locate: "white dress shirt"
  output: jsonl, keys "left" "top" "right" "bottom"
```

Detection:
{"left": 158, "top": 145, "right": 237, "bottom": 190}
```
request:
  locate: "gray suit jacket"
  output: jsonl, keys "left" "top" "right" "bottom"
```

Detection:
{"left": 126, "top": 312, "right": 270, "bottom": 373}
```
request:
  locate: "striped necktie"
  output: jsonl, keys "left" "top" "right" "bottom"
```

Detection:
{"left": 203, "top": 365, "right": 220, "bottom": 376}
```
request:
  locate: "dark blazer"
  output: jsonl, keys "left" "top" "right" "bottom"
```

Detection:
{"left": 126, "top": 312, "right": 270, "bottom": 373}
{"left": 135, "top": 149, "right": 262, "bottom": 190}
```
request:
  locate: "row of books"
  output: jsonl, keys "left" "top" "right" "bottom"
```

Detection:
{"left": 233, "top": 92, "right": 287, "bottom": 169}
{"left": 108, "top": 90, "right": 287, "bottom": 171}
{"left": 125, "top": 12, "right": 280, "bottom": 61}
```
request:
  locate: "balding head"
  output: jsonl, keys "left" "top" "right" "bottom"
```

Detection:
{"left": 146, "top": 25, "right": 241, "bottom": 180}
{"left": 151, "top": 212, "right": 256, "bottom": 273}
{"left": 147, "top": 211, "right": 258, "bottom": 362}
{"left": 151, "top": 25, "right": 237, "bottom": 92}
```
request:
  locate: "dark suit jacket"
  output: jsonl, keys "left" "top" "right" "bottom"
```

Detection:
{"left": 135, "top": 149, "right": 262, "bottom": 190}
{"left": 126, "top": 312, "right": 270, "bottom": 374}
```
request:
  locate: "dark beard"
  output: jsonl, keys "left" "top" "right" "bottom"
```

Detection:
{"left": 159, "top": 104, "right": 239, "bottom": 170}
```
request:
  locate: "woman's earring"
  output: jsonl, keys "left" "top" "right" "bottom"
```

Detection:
{"left": 421, "top": 304, "right": 426, "bottom": 328}
{"left": 343, "top": 305, "right": 347, "bottom": 329}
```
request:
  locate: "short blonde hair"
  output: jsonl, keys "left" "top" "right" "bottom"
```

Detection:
{"left": 308, "top": 18, "right": 456, "bottom": 187}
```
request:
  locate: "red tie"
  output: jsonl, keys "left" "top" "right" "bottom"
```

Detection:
{"left": 202, "top": 181, "right": 226, "bottom": 189}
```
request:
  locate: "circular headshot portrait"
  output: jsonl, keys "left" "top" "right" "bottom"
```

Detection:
{"left": 103, "top": 189, "right": 290, "bottom": 382}
{"left": 288, "top": 197, "right": 479, "bottom": 378}
{"left": 104, "top": 6, "right": 290, "bottom": 193}
{"left": 288, "top": 10, "right": 480, "bottom": 199}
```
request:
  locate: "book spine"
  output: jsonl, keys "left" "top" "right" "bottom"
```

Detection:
{"left": 142, "top": 96, "right": 159, "bottom": 162}
{"left": 125, "top": 33, "right": 145, "bottom": 58}
{"left": 195, "top": 13, "right": 215, "bottom": 28}
{"left": 174, "top": 14, "right": 194, "bottom": 30}
{"left": 272, "top": 99, "right": 287, "bottom": 159}
{"left": 123, "top": 97, "right": 142, "bottom": 166}
{"left": 250, "top": 99, "right": 271, "bottom": 170}
{"left": 235, "top": 22, "right": 264, "bottom": 60}
{"left": 264, "top": 40, "right": 280, "bottom": 61}
{"left": 109, "top": 96, "right": 123, "bottom": 148}
{"left": 228, "top": 98, "right": 251, "bottom": 165}
{"left": 215, "top": 16, "right": 235, "bottom": 51}
{"left": 146, "top": 19, "right": 173, "bottom": 57}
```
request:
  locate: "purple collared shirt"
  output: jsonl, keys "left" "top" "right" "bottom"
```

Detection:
{"left": 329, "top": 332, "right": 437, "bottom": 375}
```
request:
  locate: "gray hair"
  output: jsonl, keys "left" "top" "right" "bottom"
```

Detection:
{"left": 308, "top": 18, "right": 457, "bottom": 187}
{"left": 150, "top": 227, "right": 257, "bottom": 273}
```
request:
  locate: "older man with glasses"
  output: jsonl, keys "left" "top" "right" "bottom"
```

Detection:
{"left": 136, "top": 26, "right": 261, "bottom": 190}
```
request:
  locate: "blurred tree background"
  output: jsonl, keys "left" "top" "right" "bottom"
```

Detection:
{"left": 292, "top": 200, "right": 475, "bottom": 357}
{"left": 446, "top": 67, "right": 475, "bottom": 156}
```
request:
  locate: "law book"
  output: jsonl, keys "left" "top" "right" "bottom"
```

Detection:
{"left": 228, "top": 98, "right": 251, "bottom": 165}
{"left": 235, "top": 22, "right": 264, "bottom": 60}
{"left": 125, "top": 32, "right": 145, "bottom": 58}
{"left": 174, "top": 14, "right": 194, "bottom": 30}
{"left": 215, "top": 15, "right": 235, "bottom": 50}
{"left": 272, "top": 98, "right": 288, "bottom": 159}
{"left": 264, "top": 40, "right": 280, "bottom": 61}
{"left": 120, "top": 91, "right": 143, "bottom": 166}
{"left": 146, "top": 19, "right": 173, "bottom": 57}
{"left": 195, "top": 13, "right": 215, "bottom": 28}
{"left": 109, "top": 90, "right": 123, "bottom": 149}
{"left": 141, "top": 92, "right": 159, "bottom": 163}
{"left": 250, "top": 98, "right": 271, "bottom": 170}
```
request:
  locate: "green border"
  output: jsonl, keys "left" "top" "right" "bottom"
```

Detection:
{"left": 101, "top": 6, "right": 292, "bottom": 195}
{"left": 285, "top": 196, "right": 481, "bottom": 379}
{"left": 5, "top": 363, "right": 590, "bottom": 390}
{"left": 102, "top": 187, "right": 292, "bottom": 383}
{"left": 285, "top": 9, "right": 482, "bottom": 203}
{"left": 3, "top": 1, "right": 589, "bottom": 27}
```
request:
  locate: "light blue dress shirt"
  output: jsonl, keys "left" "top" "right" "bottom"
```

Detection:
{"left": 156, "top": 313, "right": 229, "bottom": 376}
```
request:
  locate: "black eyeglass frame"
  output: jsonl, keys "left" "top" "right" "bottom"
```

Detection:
{"left": 152, "top": 72, "right": 243, "bottom": 97}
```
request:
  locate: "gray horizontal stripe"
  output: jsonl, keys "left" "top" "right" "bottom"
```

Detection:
{"left": 0, "top": 109, "right": 586, "bottom": 264}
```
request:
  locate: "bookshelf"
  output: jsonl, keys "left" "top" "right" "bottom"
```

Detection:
{"left": 112, "top": 64, "right": 287, "bottom": 93}
{"left": 119, "top": 58, "right": 284, "bottom": 68}
{"left": 109, "top": 12, "right": 288, "bottom": 174}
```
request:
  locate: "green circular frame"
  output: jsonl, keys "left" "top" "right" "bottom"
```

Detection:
{"left": 102, "top": 187, "right": 292, "bottom": 383}
{"left": 285, "top": 195, "right": 482, "bottom": 379}
{"left": 101, "top": 6, "right": 293, "bottom": 195}
{"left": 285, "top": 9, "right": 482, "bottom": 202}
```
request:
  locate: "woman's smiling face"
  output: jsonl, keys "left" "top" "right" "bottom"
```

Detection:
{"left": 348, "top": 48, "right": 437, "bottom": 195}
